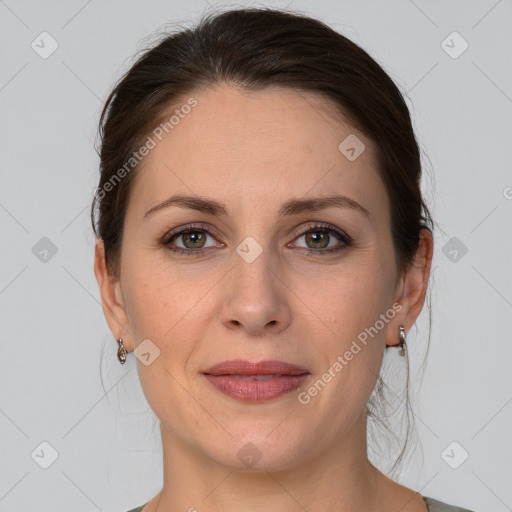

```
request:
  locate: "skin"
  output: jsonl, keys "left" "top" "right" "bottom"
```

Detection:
{"left": 95, "top": 84, "right": 433, "bottom": 512}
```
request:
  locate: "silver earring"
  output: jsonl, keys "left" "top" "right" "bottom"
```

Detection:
{"left": 398, "top": 326, "right": 407, "bottom": 357}
{"left": 117, "top": 337, "right": 127, "bottom": 364}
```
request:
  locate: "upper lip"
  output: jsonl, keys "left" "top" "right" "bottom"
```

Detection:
{"left": 203, "top": 359, "right": 309, "bottom": 376}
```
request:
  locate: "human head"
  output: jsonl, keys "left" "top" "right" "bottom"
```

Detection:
{"left": 92, "top": 7, "right": 434, "bottom": 474}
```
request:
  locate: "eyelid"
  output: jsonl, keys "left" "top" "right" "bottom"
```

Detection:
{"left": 163, "top": 222, "right": 222, "bottom": 243}
{"left": 293, "top": 222, "right": 351, "bottom": 241}
{"left": 162, "top": 221, "right": 351, "bottom": 253}
{"left": 163, "top": 221, "right": 349, "bottom": 241}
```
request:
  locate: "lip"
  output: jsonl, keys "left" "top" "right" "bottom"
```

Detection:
{"left": 204, "top": 359, "right": 309, "bottom": 376}
{"left": 203, "top": 359, "right": 310, "bottom": 403}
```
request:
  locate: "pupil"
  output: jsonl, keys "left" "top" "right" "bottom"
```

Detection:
{"left": 308, "top": 231, "right": 327, "bottom": 248}
{"left": 186, "top": 231, "right": 203, "bottom": 247}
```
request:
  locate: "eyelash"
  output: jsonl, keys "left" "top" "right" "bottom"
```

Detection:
{"left": 161, "top": 222, "right": 352, "bottom": 257}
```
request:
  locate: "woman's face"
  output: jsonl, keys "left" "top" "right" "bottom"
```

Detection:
{"left": 96, "top": 84, "right": 426, "bottom": 470}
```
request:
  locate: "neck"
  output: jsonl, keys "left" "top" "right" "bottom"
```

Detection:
{"left": 151, "top": 414, "right": 385, "bottom": 512}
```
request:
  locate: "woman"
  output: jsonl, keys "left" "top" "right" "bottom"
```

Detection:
{"left": 92, "top": 7, "right": 476, "bottom": 512}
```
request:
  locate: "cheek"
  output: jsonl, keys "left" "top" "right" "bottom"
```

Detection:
{"left": 122, "top": 257, "right": 208, "bottom": 370}
{"left": 308, "top": 259, "right": 391, "bottom": 339}
{"left": 121, "top": 263, "right": 201, "bottom": 418}
{"left": 121, "top": 257, "right": 180, "bottom": 344}
{"left": 301, "top": 255, "right": 393, "bottom": 395}
{"left": 302, "top": 286, "right": 388, "bottom": 424}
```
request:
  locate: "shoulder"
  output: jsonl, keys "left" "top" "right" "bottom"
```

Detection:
{"left": 423, "top": 496, "right": 477, "bottom": 512}
{"left": 127, "top": 497, "right": 478, "bottom": 512}
{"left": 125, "top": 505, "right": 146, "bottom": 512}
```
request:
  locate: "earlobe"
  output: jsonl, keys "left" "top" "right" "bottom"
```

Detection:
{"left": 93, "top": 239, "right": 133, "bottom": 350}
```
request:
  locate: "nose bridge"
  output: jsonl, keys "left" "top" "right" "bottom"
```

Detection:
{"left": 232, "top": 235, "right": 280, "bottom": 298}
{"left": 221, "top": 235, "right": 291, "bottom": 334}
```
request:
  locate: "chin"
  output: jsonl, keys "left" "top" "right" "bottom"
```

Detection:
{"left": 204, "top": 428, "right": 309, "bottom": 472}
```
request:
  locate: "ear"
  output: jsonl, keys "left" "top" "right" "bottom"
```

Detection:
{"left": 386, "top": 228, "right": 434, "bottom": 348}
{"left": 94, "top": 238, "right": 134, "bottom": 352}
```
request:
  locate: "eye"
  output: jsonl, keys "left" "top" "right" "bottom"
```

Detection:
{"left": 162, "top": 224, "right": 222, "bottom": 256}
{"left": 161, "top": 222, "right": 351, "bottom": 257}
{"left": 291, "top": 223, "right": 352, "bottom": 255}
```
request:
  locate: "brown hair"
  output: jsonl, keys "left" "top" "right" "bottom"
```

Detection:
{"left": 92, "top": 6, "right": 434, "bottom": 475}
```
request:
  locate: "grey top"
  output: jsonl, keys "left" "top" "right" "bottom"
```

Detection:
{"left": 126, "top": 495, "right": 476, "bottom": 511}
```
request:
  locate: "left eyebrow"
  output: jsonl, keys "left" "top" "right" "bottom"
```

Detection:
{"left": 143, "top": 193, "right": 371, "bottom": 220}
{"left": 278, "top": 194, "right": 371, "bottom": 218}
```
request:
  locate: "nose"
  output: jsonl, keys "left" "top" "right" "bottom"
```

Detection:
{"left": 220, "top": 245, "right": 292, "bottom": 336}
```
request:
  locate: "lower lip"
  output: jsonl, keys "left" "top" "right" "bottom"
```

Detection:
{"left": 204, "top": 374, "right": 310, "bottom": 403}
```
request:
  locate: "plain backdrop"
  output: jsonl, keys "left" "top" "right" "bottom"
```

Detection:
{"left": 0, "top": 1, "right": 511, "bottom": 511}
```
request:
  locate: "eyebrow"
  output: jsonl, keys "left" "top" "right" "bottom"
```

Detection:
{"left": 143, "top": 193, "right": 371, "bottom": 220}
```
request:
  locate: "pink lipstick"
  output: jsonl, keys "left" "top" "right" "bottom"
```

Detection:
{"left": 203, "top": 359, "right": 310, "bottom": 403}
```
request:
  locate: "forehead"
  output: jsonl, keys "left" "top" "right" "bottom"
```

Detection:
{"left": 127, "top": 84, "right": 388, "bottom": 221}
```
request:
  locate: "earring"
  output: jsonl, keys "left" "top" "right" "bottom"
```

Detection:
{"left": 117, "top": 337, "right": 127, "bottom": 364}
{"left": 398, "top": 326, "right": 407, "bottom": 357}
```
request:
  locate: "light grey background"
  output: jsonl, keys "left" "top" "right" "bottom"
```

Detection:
{"left": 1, "top": 1, "right": 511, "bottom": 511}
